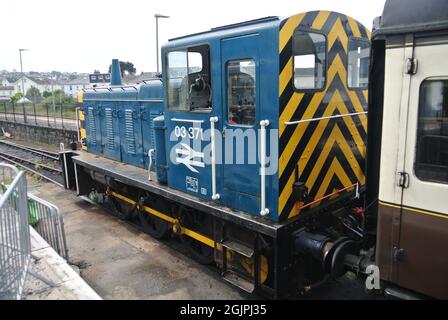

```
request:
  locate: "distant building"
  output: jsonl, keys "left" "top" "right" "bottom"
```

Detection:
{"left": 1, "top": 77, "right": 16, "bottom": 87}
{"left": 61, "top": 76, "right": 90, "bottom": 97}
{"left": 122, "top": 72, "right": 159, "bottom": 85}
{"left": 89, "top": 73, "right": 110, "bottom": 84}
{"left": 0, "top": 85, "right": 14, "bottom": 102}
{"left": 1, "top": 75, "right": 59, "bottom": 96}
{"left": 0, "top": 70, "right": 161, "bottom": 100}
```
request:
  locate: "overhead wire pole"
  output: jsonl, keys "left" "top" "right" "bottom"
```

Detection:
{"left": 19, "top": 49, "right": 29, "bottom": 123}
{"left": 155, "top": 14, "right": 169, "bottom": 74}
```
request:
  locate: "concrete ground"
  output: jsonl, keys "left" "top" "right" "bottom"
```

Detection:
{"left": 23, "top": 228, "right": 101, "bottom": 300}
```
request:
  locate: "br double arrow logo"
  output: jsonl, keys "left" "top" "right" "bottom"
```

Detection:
{"left": 175, "top": 143, "right": 205, "bottom": 173}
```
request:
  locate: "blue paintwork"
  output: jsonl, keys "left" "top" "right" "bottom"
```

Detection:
{"left": 110, "top": 59, "right": 123, "bottom": 86}
{"left": 83, "top": 89, "right": 110, "bottom": 155}
{"left": 82, "top": 80, "right": 164, "bottom": 169}
{"left": 153, "top": 115, "right": 168, "bottom": 184}
{"left": 112, "top": 87, "right": 143, "bottom": 168}
{"left": 138, "top": 79, "right": 164, "bottom": 169}
{"left": 98, "top": 100, "right": 121, "bottom": 161}
{"left": 161, "top": 18, "right": 280, "bottom": 222}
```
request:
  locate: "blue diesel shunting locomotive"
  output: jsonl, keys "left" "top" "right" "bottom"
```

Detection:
{"left": 69, "top": 11, "right": 372, "bottom": 298}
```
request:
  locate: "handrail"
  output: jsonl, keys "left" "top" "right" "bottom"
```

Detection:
{"left": 75, "top": 107, "right": 81, "bottom": 143}
{"left": 172, "top": 118, "right": 204, "bottom": 124}
{"left": 259, "top": 120, "right": 270, "bottom": 216}
{"left": 0, "top": 165, "right": 22, "bottom": 208}
{"left": 284, "top": 111, "right": 368, "bottom": 126}
{"left": 210, "top": 117, "right": 220, "bottom": 200}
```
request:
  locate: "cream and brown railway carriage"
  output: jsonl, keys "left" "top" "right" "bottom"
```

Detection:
{"left": 368, "top": 0, "right": 448, "bottom": 299}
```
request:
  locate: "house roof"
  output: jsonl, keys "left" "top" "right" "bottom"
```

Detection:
{"left": 123, "top": 72, "right": 159, "bottom": 84}
{"left": 26, "top": 76, "right": 52, "bottom": 85}
{"left": 1, "top": 76, "right": 18, "bottom": 83}
{"left": 0, "top": 86, "right": 14, "bottom": 91}
{"left": 64, "top": 77, "right": 90, "bottom": 85}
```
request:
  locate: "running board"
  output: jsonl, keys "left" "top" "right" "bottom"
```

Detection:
{"left": 222, "top": 271, "right": 254, "bottom": 293}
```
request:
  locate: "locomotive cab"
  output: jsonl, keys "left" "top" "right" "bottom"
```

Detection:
{"left": 161, "top": 12, "right": 371, "bottom": 223}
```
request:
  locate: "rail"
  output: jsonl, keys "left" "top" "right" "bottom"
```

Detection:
{"left": 0, "top": 163, "right": 30, "bottom": 300}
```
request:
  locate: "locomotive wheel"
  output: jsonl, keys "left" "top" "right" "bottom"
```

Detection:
{"left": 139, "top": 210, "right": 169, "bottom": 239}
{"left": 182, "top": 236, "right": 214, "bottom": 265}
{"left": 107, "top": 195, "right": 134, "bottom": 220}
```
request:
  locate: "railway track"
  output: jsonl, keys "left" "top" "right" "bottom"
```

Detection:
{"left": 0, "top": 140, "right": 64, "bottom": 187}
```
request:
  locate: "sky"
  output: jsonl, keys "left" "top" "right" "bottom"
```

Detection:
{"left": 0, "top": 0, "right": 386, "bottom": 74}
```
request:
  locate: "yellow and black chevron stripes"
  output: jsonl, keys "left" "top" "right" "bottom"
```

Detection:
{"left": 78, "top": 108, "right": 87, "bottom": 151}
{"left": 278, "top": 11, "right": 370, "bottom": 221}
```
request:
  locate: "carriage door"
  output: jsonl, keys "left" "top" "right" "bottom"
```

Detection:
{"left": 221, "top": 34, "right": 260, "bottom": 208}
{"left": 396, "top": 39, "right": 448, "bottom": 298}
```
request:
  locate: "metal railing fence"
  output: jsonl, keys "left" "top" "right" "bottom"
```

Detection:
{"left": 0, "top": 102, "right": 78, "bottom": 130}
{"left": 0, "top": 163, "right": 30, "bottom": 300}
{"left": 28, "top": 194, "right": 69, "bottom": 261}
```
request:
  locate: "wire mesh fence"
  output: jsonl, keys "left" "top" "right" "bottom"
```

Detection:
{"left": 28, "top": 193, "right": 69, "bottom": 261}
{"left": 0, "top": 163, "right": 69, "bottom": 299}
{"left": 0, "top": 163, "right": 30, "bottom": 300}
{"left": 0, "top": 102, "right": 78, "bottom": 131}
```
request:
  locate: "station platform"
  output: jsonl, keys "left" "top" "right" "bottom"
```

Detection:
{"left": 22, "top": 227, "right": 101, "bottom": 300}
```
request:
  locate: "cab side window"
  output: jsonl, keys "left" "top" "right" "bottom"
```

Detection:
{"left": 347, "top": 38, "right": 370, "bottom": 88}
{"left": 293, "top": 31, "right": 326, "bottom": 90}
{"left": 167, "top": 44, "right": 212, "bottom": 112}
{"left": 415, "top": 80, "right": 448, "bottom": 184}
{"left": 227, "top": 59, "right": 256, "bottom": 126}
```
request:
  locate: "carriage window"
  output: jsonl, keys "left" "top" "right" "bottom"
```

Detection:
{"left": 293, "top": 31, "right": 326, "bottom": 90}
{"left": 167, "top": 45, "right": 211, "bottom": 112}
{"left": 227, "top": 59, "right": 256, "bottom": 126}
{"left": 415, "top": 80, "right": 448, "bottom": 184}
{"left": 348, "top": 39, "right": 370, "bottom": 88}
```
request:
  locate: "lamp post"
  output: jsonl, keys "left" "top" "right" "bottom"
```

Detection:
{"left": 19, "top": 48, "right": 29, "bottom": 123}
{"left": 51, "top": 77, "right": 56, "bottom": 127}
{"left": 155, "top": 14, "right": 169, "bottom": 74}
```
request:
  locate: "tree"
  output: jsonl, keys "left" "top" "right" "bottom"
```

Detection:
{"left": 51, "top": 71, "right": 62, "bottom": 79}
{"left": 42, "top": 91, "right": 52, "bottom": 98}
{"left": 108, "top": 61, "right": 136, "bottom": 77}
{"left": 26, "top": 86, "right": 42, "bottom": 104}
{"left": 10, "top": 92, "right": 23, "bottom": 104}
{"left": 42, "top": 89, "right": 76, "bottom": 107}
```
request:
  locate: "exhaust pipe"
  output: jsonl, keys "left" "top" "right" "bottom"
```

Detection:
{"left": 110, "top": 58, "right": 122, "bottom": 86}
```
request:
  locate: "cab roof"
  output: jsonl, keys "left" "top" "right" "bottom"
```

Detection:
{"left": 374, "top": 0, "right": 448, "bottom": 37}
{"left": 168, "top": 16, "right": 279, "bottom": 42}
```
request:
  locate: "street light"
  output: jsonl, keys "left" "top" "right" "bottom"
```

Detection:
{"left": 155, "top": 13, "right": 169, "bottom": 74}
{"left": 19, "top": 48, "right": 30, "bottom": 123}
